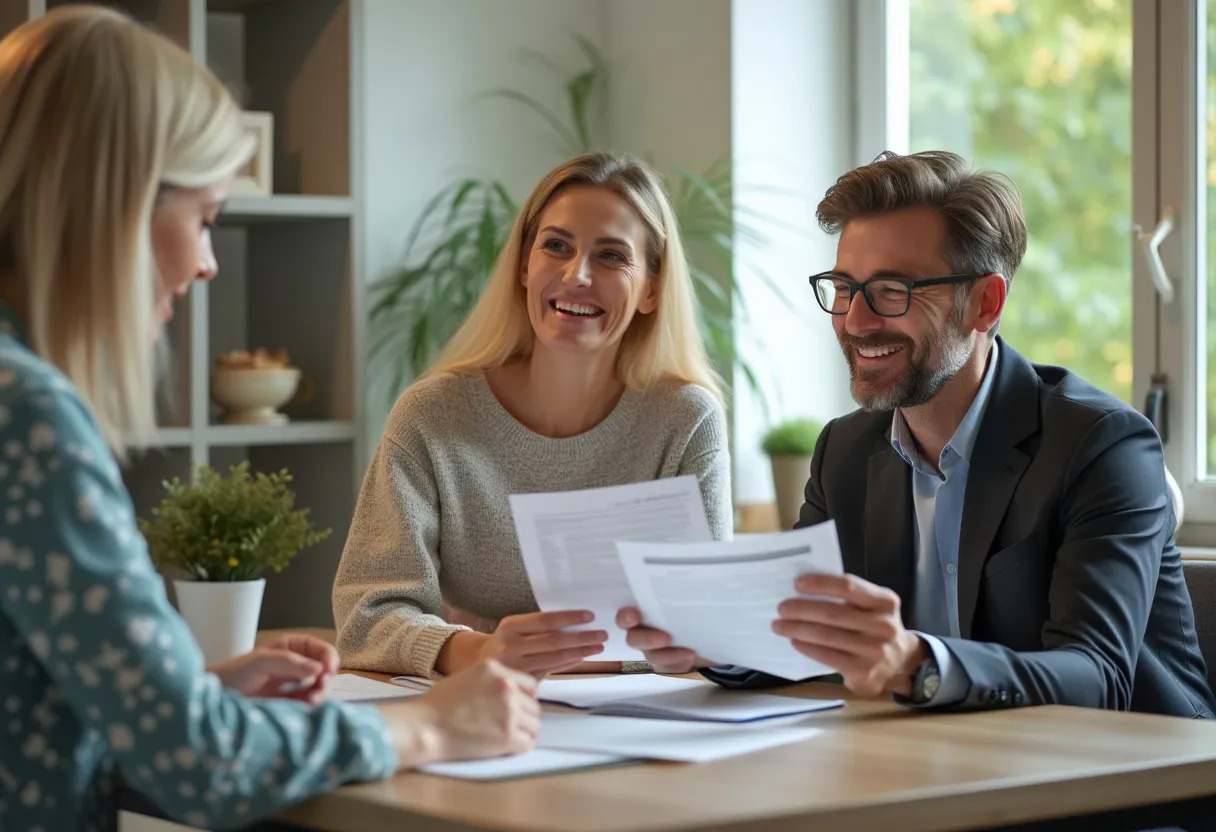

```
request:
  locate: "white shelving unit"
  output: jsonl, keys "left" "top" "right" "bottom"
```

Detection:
{"left": 222, "top": 194, "right": 354, "bottom": 222}
{"left": 1, "top": 0, "right": 368, "bottom": 629}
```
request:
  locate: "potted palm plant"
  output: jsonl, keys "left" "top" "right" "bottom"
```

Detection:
{"left": 761, "top": 418, "right": 824, "bottom": 530}
{"left": 140, "top": 462, "right": 330, "bottom": 663}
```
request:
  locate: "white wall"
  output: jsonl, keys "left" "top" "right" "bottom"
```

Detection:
{"left": 729, "top": 0, "right": 857, "bottom": 505}
{"left": 603, "top": 0, "right": 732, "bottom": 174}
{"left": 358, "top": 0, "right": 608, "bottom": 437}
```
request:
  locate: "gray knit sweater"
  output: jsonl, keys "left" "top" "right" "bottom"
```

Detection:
{"left": 332, "top": 373, "right": 732, "bottom": 677}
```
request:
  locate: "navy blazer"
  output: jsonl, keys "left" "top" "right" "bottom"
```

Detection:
{"left": 709, "top": 340, "right": 1215, "bottom": 716}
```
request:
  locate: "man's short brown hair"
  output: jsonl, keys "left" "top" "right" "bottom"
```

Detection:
{"left": 817, "top": 150, "right": 1028, "bottom": 285}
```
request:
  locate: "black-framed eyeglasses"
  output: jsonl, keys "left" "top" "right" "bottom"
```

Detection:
{"left": 808, "top": 271, "right": 987, "bottom": 318}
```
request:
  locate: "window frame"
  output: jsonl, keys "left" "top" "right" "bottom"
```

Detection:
{"left": 1145, "top": 0, "right": 1216, "bottom": 545}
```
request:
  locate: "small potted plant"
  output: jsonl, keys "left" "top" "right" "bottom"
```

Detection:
{"left": 140, "top": 461, "right": 331, "bottom": 664}
{"left": 761, "top": 418, "right": 824, "bottom": 530}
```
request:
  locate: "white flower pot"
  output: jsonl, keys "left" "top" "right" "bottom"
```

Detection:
{"left": 173, "top": 579, "right": 266, "bottom": 665}
{"left": 770, "top": 454, "right": 814, "bottom": 531}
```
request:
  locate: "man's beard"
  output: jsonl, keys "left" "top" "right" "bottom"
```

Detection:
{"left": 839, "top": 309, "right": 974, "bottom": 412}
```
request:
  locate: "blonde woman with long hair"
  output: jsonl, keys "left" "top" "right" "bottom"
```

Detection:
{"left": 334, "top": 152, "right": 732, "bottom": 679}
{"left": 0, "top": 8, "right": 539, "bottom": 831}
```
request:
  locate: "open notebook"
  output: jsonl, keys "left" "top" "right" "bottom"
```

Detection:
{"left": 391, "top": 673, "right": 843, "bottom": 723}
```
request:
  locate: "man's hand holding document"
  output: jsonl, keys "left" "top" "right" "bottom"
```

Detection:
{"left": 616, "top": 524, "right": 845, "bottom": 680}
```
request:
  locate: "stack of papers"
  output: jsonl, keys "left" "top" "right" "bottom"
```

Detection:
{"left": 421, "top": 748, "right": 630, "bottom": 781}
{"left": 391, "top": 673, "right": 841, "bottom": 723}
{"left": 538, "top": 712, "right": 822, "bottom": 763}
{"left": 394, "top": 478, "right": 851, "bottom": 781}
{"left": 509, "top": 477, "right": 846, "bottom": 679}
{"left": 325, "top": 673, "right": 421, "bottom": 702}
{"left": 390, "top": 672, "right": 833, "bottom": 779}
{"left": 531, "top": 675, "right": 842, "bottom": 722}
{"left": 417, "top": 712, "right": 821, "bottom": 780}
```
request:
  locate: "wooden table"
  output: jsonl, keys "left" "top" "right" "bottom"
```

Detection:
{"left": 123, "top": 630, "right": 1216, "bottom": 831}
{"left": 260, "top": 682, "right": 1216, "bottom": 832}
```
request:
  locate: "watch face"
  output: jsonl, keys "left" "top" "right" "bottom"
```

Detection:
{"left": 922, "top": 671, "right": 941, "bottom": 701}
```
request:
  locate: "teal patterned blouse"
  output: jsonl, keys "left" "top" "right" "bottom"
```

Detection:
{"left": 0, "top": 303, "right": 397, "bottom": 831}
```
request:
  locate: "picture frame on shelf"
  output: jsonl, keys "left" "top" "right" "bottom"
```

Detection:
{"left": 232, "top": 110, "right": 273, "bottom": 196}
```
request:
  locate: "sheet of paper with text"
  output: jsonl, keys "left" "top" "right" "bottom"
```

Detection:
{"left": 509, "top": 476, "right": 712, "bottom": 661}
{"left": 617, "top": 521, "right": 845, "bottom": 680}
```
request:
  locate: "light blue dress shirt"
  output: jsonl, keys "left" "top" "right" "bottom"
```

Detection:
{"left": 888, "top": 340, "right": 1000, "bottom": 706}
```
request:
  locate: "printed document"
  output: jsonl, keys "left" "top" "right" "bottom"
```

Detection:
{"left": 537, "top": 712, "right": 821, "bottom": 763}
{"left": 537, "top": 674, "right": 842, "bottom": 722}
{"left": 617, "top": 521, "right": 845, "bottom": 680}
{"left": 393, "top": 673, "right": 842, "bottom": 722}
{"left": 325, "top": 673, "right": 421, "bottom": 702}
{"left": 421, "top": 748, "right": 631, "bottom": 781}
{"left": 510, "top": 476, "right": 712, "bottom": 660}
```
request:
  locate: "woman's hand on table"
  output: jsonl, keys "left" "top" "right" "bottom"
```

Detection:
{"left": 208, "top": 633, "right": 338, "bottom": 704}
{"left": 382, "top": 659, "right": 540, "bottom": 765}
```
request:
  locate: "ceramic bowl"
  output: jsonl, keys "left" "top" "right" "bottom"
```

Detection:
{"left": 210, "top": 366, "right": 301, "bottom": 425}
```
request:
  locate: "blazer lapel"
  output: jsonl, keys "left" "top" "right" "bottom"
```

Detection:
{"left": 865, "top": 443, "right": 916, "bottom": 627}
{"left": 956, "top": 341, "right": 1040, "bottom": 637}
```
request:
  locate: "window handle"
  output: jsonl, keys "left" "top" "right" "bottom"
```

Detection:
{"left": 1134, "top": 205, "right": 1176, "bottom": 304}
{"left": 1144, "top": 373, "right": 1169, "bottom": 443}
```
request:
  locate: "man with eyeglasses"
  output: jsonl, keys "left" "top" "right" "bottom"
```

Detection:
{"left": 619, "top": 150, "right": 1214, "bottom": 716}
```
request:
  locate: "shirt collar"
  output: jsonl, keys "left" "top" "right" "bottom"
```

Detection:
{"left": 889, "top": 339, "right": 1000, "bottom": 471}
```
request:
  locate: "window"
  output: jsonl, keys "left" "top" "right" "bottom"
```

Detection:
{"left": 908, "top": 0, "right": 1134, "bottom": 402}
{"left": 862, "top": 0, "right": 1216, "bottom": 536}
{"left": 1146, "top": 0, "right": 1215, "bottom": 534}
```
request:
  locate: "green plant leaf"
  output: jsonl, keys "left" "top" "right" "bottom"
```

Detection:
{"left": 491, "top": 181, "right": 517, "bottom": 213}
{"left": 483, "top": 88, "right": 582, "bottom": 156}
{"left": 445, "top": 178, "right": 483, "bottom": 227}
{"left": 401, "top": 183, "right": 462, "bottom": 263}
{"left": 570, "top": 31, "right": 607, "bottom": 80}
{"left": 689, "top": 264, "right": 730, "bottom": 306}
{"left": 515, "top": 46, "right": 568, "bottom": 78}
{"left": 761, "top": 418, "right": 824, "bottom": 456}
{"left": 567, "top": 70, "right": 597, "bottom": 153}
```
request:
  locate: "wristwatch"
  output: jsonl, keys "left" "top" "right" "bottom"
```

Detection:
{"left": 910, "top": 655, "right": 941, "bottom": 704}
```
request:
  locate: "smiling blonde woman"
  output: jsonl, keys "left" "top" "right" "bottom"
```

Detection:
{"left": 334, "top": 152, "right": 732, "bottom": 680}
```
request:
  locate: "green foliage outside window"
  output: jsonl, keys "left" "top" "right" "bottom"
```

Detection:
{"left": 909, "top": 0, "right": 1133, "bottom": 403}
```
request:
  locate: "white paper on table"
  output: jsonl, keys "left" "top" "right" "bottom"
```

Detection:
{"left": 535, "top": 674, "right": 710, "bottom": 709}
{"left": 537, "top": 712, "right": 821, "bottom": 763}
{"left": 392, "top": 673, "right": 838, "bottom": 723}
{"left": 573, "top": 685, "right": 842, "bottom": 722}
{"left": 537, "top": 675, "right": 842, "bottom": 722}
{"left": 509, "top": 475, "right": 712, "bottom": 660}
{"left": 420, "top": 747, "right": 632, "bottom": 780}
{"left": 390, "top": 675, "right": 432, "bottom": 692}
{"left": 616, "top": 521, "right": 845, "bottom": 681}
{"left": 389, "top": 674, "right": 700, "bottom": 705}
{"left": 326, "top": 673, "right": 422, "bottom": 702}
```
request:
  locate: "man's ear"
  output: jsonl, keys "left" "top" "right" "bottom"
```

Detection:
{"left": 973, "top": 273, "right": 1007, "bottom": 335}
